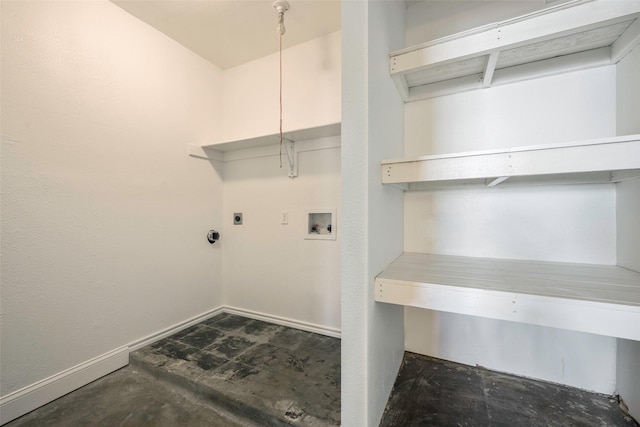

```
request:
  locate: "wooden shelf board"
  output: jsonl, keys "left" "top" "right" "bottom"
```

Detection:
{"left": 390, "top": 0, "right": 640, "bottom": 101}
{"left": 190, "top": 122, "right": 341, "bottom": 157}
{"left": 382, "top": 134, "right": 640, "bottom": 189}
{"left": 375, "top": 252, "right": 640, "bottom": 340}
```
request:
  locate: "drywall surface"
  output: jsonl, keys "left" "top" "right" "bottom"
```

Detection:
{"left": 404, "top": 185, "right": 616, "bottom": 265}
{"left": 404, "top": 67, "right": 617, "bottom": 158}
{"left": 341, "top": 1, "right": 405, "bottom": 425}
{"left": 617, "top": 178, "right": 640, "bottom": 274}
{"left": 221, "top": 139, "right": 341, "bottom": 332}
{"left": 615, "top": 43, "right": 640, "bottom": 421}
{"left": 402, "top": 67, "right": 619, "bottom": 393}
{"left": 616, "top": 33, "right": 640, "bottom": 138}
{"left": 405, "top": 309, "right": 617, "bottom": 392}
{"left": 1, "top": 0, "right": 223, "bottom": 398}
{"left": 616, "top": 40, "right": 640, "bottom": 273}
{"left": 617, "top": 339, "right": 640, "bottom": 421}
{"left": 405, "top": 0, "right": 547, "bottom": 46}
{"left": 222, "top": 31, "right": 341, "bottom": 142}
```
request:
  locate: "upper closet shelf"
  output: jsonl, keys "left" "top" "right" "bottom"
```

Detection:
{"left": 375, "top": 252, "right": 640, "bottom": 341}
{"left": 391, "top": 0, "right": 640, "bottom": 102}
{"left": 382, "top": 134, "right": 640, "bottom": 190}
{"left": 189, "top": 122, "right": 341, "bottom": 158}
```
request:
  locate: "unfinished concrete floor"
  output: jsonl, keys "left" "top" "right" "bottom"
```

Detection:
{"left": 7, "top": 314, "right": 639, "bottom": 426}
{"left": 7, "top": 313, "right": 341, "bottom": 427}
{"left": 381, "top": 352, "right": 639, "bottom": 427}
{"left": 131, "top": 313, "right": 341, "bottom": 426}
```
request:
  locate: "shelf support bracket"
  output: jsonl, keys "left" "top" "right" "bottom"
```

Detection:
{"left": 483, "top": 51, "right": 500, "bottom": 88}
{"left": 283, "top": 139, "right": 298, "bottom": 178}
{"left": 487, "top": 176, "right": 510, "bottom": 187}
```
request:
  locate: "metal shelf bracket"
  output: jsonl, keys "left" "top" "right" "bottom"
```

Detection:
{"left": 283, "top": 138, "right": 297, "bottom": 178}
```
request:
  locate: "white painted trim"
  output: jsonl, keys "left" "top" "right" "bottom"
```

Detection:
{"left": 0, "top": 347, "right": 129, "bottom": 425}
{"left": 223, "top": 306, "right": 341, "bottom": 338}
{"left": 128, "top": 306, "right": 225, "bottom": 352}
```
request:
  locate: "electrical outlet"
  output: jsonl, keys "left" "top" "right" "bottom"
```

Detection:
{"left": 233, "top": 213, "right": 243, "bottom": 225}
{"left": 281, "top": 210, "right": 289, "bottom": 225}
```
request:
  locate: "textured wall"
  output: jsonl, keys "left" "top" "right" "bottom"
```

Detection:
{"left": 221, "top": 140, "right": 342, "bottom": 332}
{"left": 1, "top": 0, "right": 224, "bottom": 396}
{"left": 217, "top": 31, "right": 342, "bottom": 332}
{"left": 341, "top": 2, "right": 406, "bottom": 425}
{"left": 222, "top": 31, "right": 341, "bottom": 142}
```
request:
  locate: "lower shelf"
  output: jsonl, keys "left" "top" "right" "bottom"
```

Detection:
{"left": 375, "top": 252, "right": 640, "bottom": 341}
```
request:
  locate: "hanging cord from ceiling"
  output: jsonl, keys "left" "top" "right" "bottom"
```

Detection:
{"left": 279, "top": 27, "right": 283, "bottom": 168}
{"left": 273, "top": 0, "right": 289, "bottom": 168}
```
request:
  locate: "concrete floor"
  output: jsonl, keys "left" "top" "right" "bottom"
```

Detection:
{"left": 4, "top": 365, "right": 249, "bottom": 427}
{"left": 131, "top": 313, "right": 341, "bottom": 426}
{"left": 7, "top": 313, "right": 341, "bottom": 427}
{"left": 381, "top": 352, "right": 639, "bottom": 427}
{"left": 6, "top": 314, "right": 639, "bottom": 426}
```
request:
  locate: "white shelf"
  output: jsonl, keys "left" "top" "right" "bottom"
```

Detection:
{"left": 390, "top": 0, "right": 640, "bottom": 101}
{"left": 382, "top": 134, "right": 640, "bottom": 190}
{"left": 375, "top": 252, "right": 640, "bottom": 341}
{"left": 189, "top": 122, "right": 341, "bottom": 157}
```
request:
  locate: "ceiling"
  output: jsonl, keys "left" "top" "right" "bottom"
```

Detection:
{"left": 111, "top": 0, "right": 341, "bottom": 70}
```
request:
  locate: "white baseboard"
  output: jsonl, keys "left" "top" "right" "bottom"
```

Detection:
{"left": 0, "top": 306, "right": 224, "bottom": 425}
{"left": 0, "top": 305, "right": 339, "bottom": 425}
{"left": 128, "top": 306, "right": 225, "bottom": 352}
{"left": 0, "top": 346, "right": 129, "bottom": 425}
{"left": 223, "top": 306, "right": 341, "bottom": 338}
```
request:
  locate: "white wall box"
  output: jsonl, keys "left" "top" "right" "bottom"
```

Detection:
{"left": 390, "top": 0, "right": 640, "bottom": 102}
{"left": 305, "top": 209, "right": 337, "bottom": 240}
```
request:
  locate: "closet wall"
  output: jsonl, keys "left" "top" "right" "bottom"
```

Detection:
{"left": 341, "top": 2, "right": 405, "bottom": 425}
{"left": 615, "top": 41, "right": 640, "bottom": 420}
{"left": 401, "top": 1, "right": 626, "bottom": 394}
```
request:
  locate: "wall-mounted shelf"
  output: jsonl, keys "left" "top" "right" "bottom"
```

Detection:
{"left": 390, "top": 0, "right": 640, "bottom": 102}
{"left": 189, "top": 122, "right": 341, "bottom": 157}
{"left": 381, "top": 134, "right": 640, "bottom": 190}
{"left": 375, "top": 252, "right": 640, "bottom": 341}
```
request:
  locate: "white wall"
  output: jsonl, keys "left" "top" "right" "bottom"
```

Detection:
{"left": 221, "top": 139, "right": 341, "bottom": 332}
{"left": 616, "top": 39, "right": 640, "bottom": 274}
{"left": 222, "top": 31, "right": 341, "bottom": 142}
{"left": 341, "top": 1, "right": 405, "bottom": 425}
{"left": 1, "top": 0, "right": 223, "bottom": 402}
{"left": 218, "top": 30, "right": 342, "bottom": 333}
{"left": 405, "top": 0, "right": 547, "bottom": 47}
{"left": 615, "top": 43, "right": 640, "bottom": 421}
{"left": 402, "top": 66, "right": 619, "bottom": 392}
